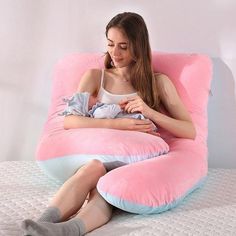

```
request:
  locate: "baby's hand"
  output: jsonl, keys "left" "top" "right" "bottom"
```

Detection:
{"left": 88, "top": 95, "right": 97, "bottom": 109}
{"left": 119, "top": 98, "right": 129, "bottom": 110}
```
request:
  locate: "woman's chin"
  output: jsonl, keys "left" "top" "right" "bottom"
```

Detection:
{"left": 114, "top": 63, "right": 129, "bottom": 68}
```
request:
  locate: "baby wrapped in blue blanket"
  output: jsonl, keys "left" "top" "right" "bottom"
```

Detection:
{"left": 61, "top": 92, "right": 157, "bottom": 131}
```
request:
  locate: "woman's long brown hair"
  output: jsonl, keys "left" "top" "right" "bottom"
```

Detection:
{"left": 104, "top": 12, "right": 160, "bottom": 110}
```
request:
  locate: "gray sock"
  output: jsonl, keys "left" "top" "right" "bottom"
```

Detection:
{"left": 103, "top": 161, "right": 127, "bottom": 172}
{"left": 22, "top": 217, "right": 86, "bottom": 236}
{"left": 37, "top": 207, "right": 61, "bottom": 223}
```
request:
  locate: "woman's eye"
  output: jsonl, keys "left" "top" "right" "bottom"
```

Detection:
{"left": 107, "top": 44, "right": 127, "bottom": 50}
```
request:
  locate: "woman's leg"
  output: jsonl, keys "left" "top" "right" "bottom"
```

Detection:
{"left": 25, "top": 159, "right": 106, "bottom": 224}
{"left": 49, "top": 159, "right": 107, "bottom": 221}
{"left": 22, "top": 160, "right": 113, "bottom": 236}
{"left": 21, "top": 188, "right": 113, "bottom": 236}
{"left": 75, "top": 187, "right": 113, "bottom": 234}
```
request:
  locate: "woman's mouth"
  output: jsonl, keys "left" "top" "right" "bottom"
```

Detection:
{"left": 113, "top": 58, "right": 123, "bottom": 62}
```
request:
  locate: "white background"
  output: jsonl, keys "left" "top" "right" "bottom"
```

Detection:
{"left": 0, "top": 0, "right": 235, "bottom": 168}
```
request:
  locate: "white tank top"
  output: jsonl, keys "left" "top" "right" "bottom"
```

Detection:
{"left": 97, "top": 69, "right": 137, "bottom": 104}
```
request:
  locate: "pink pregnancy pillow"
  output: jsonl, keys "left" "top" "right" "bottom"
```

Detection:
{"left": 97, "top": 52, "right": 212, "bottom": 214}
{"left": 36, "top": 52, "right": 212, "bottom": 214}
{"left": 36, "top": 52, "right": 169, "bottom": 182}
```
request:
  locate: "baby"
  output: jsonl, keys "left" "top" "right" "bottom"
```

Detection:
{"left": 61, "top": 92, "right": 157, "bottom": 131}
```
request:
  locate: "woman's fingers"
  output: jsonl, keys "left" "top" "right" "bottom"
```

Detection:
{"left": 122, "top": 98, "right": 146, "bottom": 114}
{"left": 147, "top": 131, "right": 161, "bottom": 136}
{"left": 132, "top": 119, "right": 153, "bottom": 131}
{"left": 117, "top": 118, "right": 157, "bottom": 134}
{"left": 119, "top": 96, "right": 139, "bottom": 111}
{"left": 132, "top": 120, "right": 160, "bottom": 135}
{"left": 124, "top": 101, "right": 140, "bottom": 113}
{"left": 134, "top": 119, "right": 152, "bottom": 125}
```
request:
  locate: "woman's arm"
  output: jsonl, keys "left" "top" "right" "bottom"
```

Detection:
{"left": 64, "top": 115, "right": 113, "bottom": 129}
{"left": 63, "top": 69, "right": 154, "bottom": 133}
{"left": 152, "top": 74, "right": 196, "bottom": 139}
{"left": 120, "top": 74, "right": 196, "bottom": 139}
{"left": 148, "top": 75, "right": 196, "bottom": 139}
{"left": 147, "top": 109, "right": 196, "bottom": 139}
{"left": 64, "top": 115, "right": 154, "bottom": 132}
{"left": 63, "top": 68, "right": 101, "bottom": 129}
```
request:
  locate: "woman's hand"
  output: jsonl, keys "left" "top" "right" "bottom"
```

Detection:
{"left": 119, "top": 96, "right": 152, "bottom": 118}
{"left": 113, "top": 118, "right": 160, "bottom": 136}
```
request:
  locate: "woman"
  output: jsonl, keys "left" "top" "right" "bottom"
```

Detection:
{"left": 22, "top": 12, "right": 196, "bottom": 236}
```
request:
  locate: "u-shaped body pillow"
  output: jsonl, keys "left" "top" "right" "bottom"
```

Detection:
{"left": 36, "top": 52, "right": 212, "bottom": 214}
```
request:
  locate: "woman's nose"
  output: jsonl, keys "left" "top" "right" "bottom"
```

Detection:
{"left": 113, "top": 45, "right": 121, "bottom": 57}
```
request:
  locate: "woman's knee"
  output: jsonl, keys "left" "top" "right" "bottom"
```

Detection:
{"left": 86, "top": 159, "right": 106, "bottom": 175}
{"left": 75, "top": 159, "right": 106, "bottom": 180}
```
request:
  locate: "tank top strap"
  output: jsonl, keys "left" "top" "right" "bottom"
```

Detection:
{"left": 100, "top": 69, "right": 105, "bottom": 88}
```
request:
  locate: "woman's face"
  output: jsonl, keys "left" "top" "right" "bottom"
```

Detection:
{"left": 107, "top": 27, "right": 134, "bottom": 68}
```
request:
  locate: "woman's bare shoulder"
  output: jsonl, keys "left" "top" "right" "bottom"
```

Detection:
{"left": 154, "top": 73, "right": 173, "bottom": 90}
{"left": 154, "top": 73, "right": 179, "bottom": 103}
{"left": 83, "top": 68, "right": 102, "bottom": 78}
{"left": 154, "top": 72, "right": 169, "bottom": 82}
{"left": 77, "top": 68, "right": 102, "bottom": 94}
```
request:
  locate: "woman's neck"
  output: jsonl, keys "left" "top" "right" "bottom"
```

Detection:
{"left": 113, "top": 66, "right": 131, "bottom": 81}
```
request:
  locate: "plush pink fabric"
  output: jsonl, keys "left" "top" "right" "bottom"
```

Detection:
{"left": 36, "top": 52, "right": 212, "bottom": 214}
{"left": 96, "top": 52, "right": 212, "bottom": 213}
{"left": 36, "top": 53, "right": 169, "bottom": 181}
